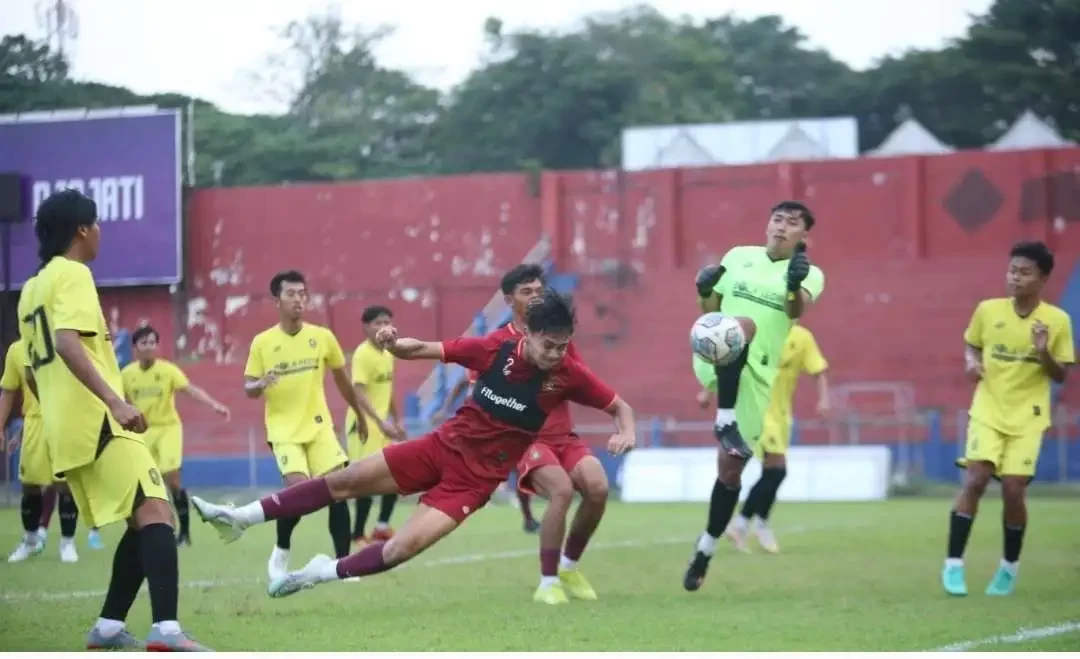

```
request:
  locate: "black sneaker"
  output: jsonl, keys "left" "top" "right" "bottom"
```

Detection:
{"left": 176, "top": 533, "right": 192, "bottom": 547}
{"left": 715, "top": 422, "right": 753, "bottom": 460}
{"left": 683, "top": 549, "right": 711, "bottom": 592}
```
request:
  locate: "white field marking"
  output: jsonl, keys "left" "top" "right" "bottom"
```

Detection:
{"left": 930, "top": 621, "right": 1080, "bottom": 652}
{"left": 0, "top": 524, "right": 817, "bottom": 604}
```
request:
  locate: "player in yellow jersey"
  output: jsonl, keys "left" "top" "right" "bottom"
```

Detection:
{"left": 346, "top": 305, "right": 406, "bottom": 546}
{"left": 943, "top": 241, "right": 1074, "bottom": 598}
{"left": 2, "top": 336, "right": 81, "bottom": 563}
{"left": 123, "top": 325, "right": 230, "bottom": 546}
{"left": 244, "top": 270, "right": 396, "bottom": 584}
{"left": 695, "top": 323, "right": 829, "bottom": 554}
{"left": 19, "top": 190, "right": 207, "bottom": 650}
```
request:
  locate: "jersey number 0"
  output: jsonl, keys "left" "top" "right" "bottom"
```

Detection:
{"left": 21, "top": 305, "right": 57, "bottom": 370}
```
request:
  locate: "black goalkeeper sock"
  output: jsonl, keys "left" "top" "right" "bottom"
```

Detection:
{"left": 138, "top": 523, "right": 179, "bottom": 623}
{"left": 377, "top": 494, "right": 398, "bottom": 525}
{"left": 100, "top": 528, "right": 145, "bottom": 622}
{"left": 947, "top": 510, "right": 974, "bottom": 559}
{"left": 353, "top": 497, "right": 373, "bottom": 539}
{"left": 1004, "top": 522, "right": 1026, "bottom": 563}
{"left": 739, "top": 478, "right": 766, "bottom": 520}
{"left": 756, "top": 467, "right": 787, "bottom": 521}
{"left": 276, "top": 516, "right": 301, "bottom": 551}
{"left": 172, "top": 488, "right": 190, "bottom": 538}
{"left": 705, "top": 479, "right": 741, "bottom": 539}
{"left": 20, "top": 491, "right": 43, "bottom": 534}
{"left": 327, "top": 501, "right": 351, "bottom": 559}
{"left": 58, "top": 491, "right": 79, "bottom": 538}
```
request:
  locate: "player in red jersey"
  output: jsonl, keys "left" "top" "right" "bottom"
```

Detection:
{"left": 192, "top": 290, "right": 636, "bottom": 598}
{"left": 439, "top": 264, "right": 614, "bottom": 604}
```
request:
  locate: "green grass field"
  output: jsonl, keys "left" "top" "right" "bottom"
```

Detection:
{"left": 1, "top": 497, "right": 1078, "bottom": 651}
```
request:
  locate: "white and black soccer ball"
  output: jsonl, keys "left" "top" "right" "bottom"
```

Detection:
{"left": 690, "top": 312, "right": 747, "bottom": 367}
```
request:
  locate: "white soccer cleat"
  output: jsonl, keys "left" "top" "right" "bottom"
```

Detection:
{"left": 8, "top": 534, "right": 44, "bottom": 563}
{"left": 754, "top": 522, "right": 779, "bottom": 554}
{"left": 59, "top": 538, "right": 79, "bottom": 563}
{"left": 190, "top": 496, "right": 246, "bottom": 544}
{"left": 268, "top": 554, "right": 336, "bottom": 599}
{"left": 724, "top": 518, "right": 751, "bottom": 554}
{"left": 268, "top": 546, "right": 290, "bottom": 583}
{"left": 36, "top": 527, "right": 48, "bottom": 548}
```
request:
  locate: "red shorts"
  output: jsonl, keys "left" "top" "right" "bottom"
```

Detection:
{"left": 382, "top": 432, "right": 502, "bottom": 523}
{"left": 516, "top": 435, "right": 594, "bottom": 496}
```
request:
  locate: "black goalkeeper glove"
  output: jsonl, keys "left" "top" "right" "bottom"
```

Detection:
{"left": 786, "top": 242, "right": 810, "bottom": 293}
{"left": 695, "top": 264, "right": 725, "bottom": 299}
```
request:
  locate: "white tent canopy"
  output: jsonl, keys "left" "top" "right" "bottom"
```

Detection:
{"left": 990, "top": 110, "right": 1074, "bottom": 151}
{"left": 869, "top": 118, "right": 953, "bottom": 156}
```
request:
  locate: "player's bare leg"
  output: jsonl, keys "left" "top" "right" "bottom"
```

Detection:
{"left": 528, "top": 465, "right": 574, "bottom": 604}
{"left": 8, "top": 484, "right": 45, "bottom": 562}
{"left": 270, "top": 504, "right": 458, "bottom": 598}
{"left": 987, "top": 475, "right": 1027, "bottom": 596}
{"left": 685, "top": 450, "right": 747, "bottom": 592}
{"left": 164, "top": 470, "right": 192, "bottom": 547}
{"left": 516, "top": 474, "right": 539, "bottom": 533}
{"left": 733, "top": 452, "right": 785, "bottom": 553}
{"left": 267, "top": 465, "right": 352, "bottom": 582}
{"left": 89, "top": 497, "right": 208, "bottom": 651}
{"left": 942, "top": 460, "right": 994, "bottom": 596}
{"left": 559, "top": 456, "right": 608, "bottom": 600}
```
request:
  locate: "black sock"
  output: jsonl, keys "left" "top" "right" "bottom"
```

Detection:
{"left": 276, "top": 517, "right": 300, "bottom": 550}
{"left": 353, "top": 497, "right": 373, "bottom": 539}
{"left": 377, "top": 494, "right": 398, "bottom": 525}
{"left": 947, "top": 510, "right": 974, "bottom": 559}
{"left": 20, "top": 491, "right": 43, "bottom": 534}
{"left": 100, "top": 528, "right": 145, "bottom": 621}
{"left": 714, "top": 346, "right": 751, "bottom": 411}
{"left": 172, "top": 488, "right": 190, "bottom": 537}
{"left": 1004, "top": 522, "right": 1026, "bottom": 563}
{"left": 328, "top": 501, "right": 351, "bottom": 559}
{"left": 739, "top": 479, "right": 766, "bottom": 520}
{"left": 705, "top": 479, "right": 741, "bottom": 538}
{"left": 138, "top": 523, "right": 179, "bottom": 623}
{"left": 756, "top": 467, "right": 787, "bottom": 521}
{"left": 58, "top": 492, "right": 79, "bottom": 538}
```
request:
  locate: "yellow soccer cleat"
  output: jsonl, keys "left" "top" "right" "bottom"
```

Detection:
{"left": 533, "top": 581, "right": 570, "bottom": 605}
{"left": 559, "top": 569, "right": 598, "bottom": 601}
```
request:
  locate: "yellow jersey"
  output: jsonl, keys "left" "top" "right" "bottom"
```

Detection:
{"left": 1, "top": 338, "right": 41, "bottom": 419}
{"left": 18, "top": 258, "right": 126, "bottom": 474}
{"left": 765, "top": 325, "right": 828, "bottom": 422}
{"left": 244, "top": 323, "right": 346, "bottom": 445}
{"left": 964, "top": 298, "right": 1075, "bottom": 436}
{"left": 344, "top": 340, "right": 394, "bottom": 434}
{"left": 122, "top": 359, "right": 190, "bottom": 427}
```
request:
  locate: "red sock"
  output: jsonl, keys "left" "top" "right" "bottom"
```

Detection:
{"left": 39, "top": 488, "right": 57, "bottom": 529}
{"left": 336, "top": 542, "right": 392, "bottom": 579}
{"left": 564, "top": 532, "right": 591, "bottom": 562}
{"left": 540, "top": 548, "right": 560, "bottom": 577}
{"left": 518, "top": 491, "right": 534, "bottom": 522}
{"left": 259, "top": 478, "right": 333, "bottom": 521}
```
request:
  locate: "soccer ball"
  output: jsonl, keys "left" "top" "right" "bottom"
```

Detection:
{"left": 690, "top": 312, "right": 746, "bottom": 367}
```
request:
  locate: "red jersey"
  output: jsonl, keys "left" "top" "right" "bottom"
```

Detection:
{"left": 438, "top": 334, "right": 615, "bottom": 481}
{"left": 466, "top": 322, "right": 580, "bottom": 439}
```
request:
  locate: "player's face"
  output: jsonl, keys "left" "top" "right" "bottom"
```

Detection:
{"left": 363, "top": 313, "right": 393, "bottom": 341}
{"left": 524, "top": 330, "right": 572, "bottom": 370}
{"left": 134, "top": 333, "right": 160, "bottom": 361}
{"left": 506, "top": 279, "right": 545, "bottom": 317}
{"left": 78, "top": 221, "right": 102, "bottom": 261}
{"left": 1006, "top": 256, "right": 1045, "bottom": 297}
{"left": 765, "top": 210, "right": 808, "bottom": 257}
{"left": 276, "top": 282, "right": 308, "bottom": 319}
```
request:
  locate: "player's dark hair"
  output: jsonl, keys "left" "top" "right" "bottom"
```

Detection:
{"left": 771, "top": 200, "right": 815, "bottom": 231}
{"left": 34, "top": 189, "right": 98, "bottom": 266}
{"left": 361, "top": 305, "right": 392, "bottom": 324}
{"left": 1010, "top": 240, "right": 1054, "bottom": 276}
{"left": 270, "top": 270, "right": 306, "bottom": 297}
{"left": 131, "top": 325, "right": 159, "bottom": 345}
{"left": 525, "top": 289, "right": 575, "bottom": 335}
{"left": 500, "top": 263, "right": 546, "bottom": 295}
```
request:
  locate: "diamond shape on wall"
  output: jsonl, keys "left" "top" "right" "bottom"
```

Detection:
{"left": 943, "top": 169, "right": 1003, "bottom": 233}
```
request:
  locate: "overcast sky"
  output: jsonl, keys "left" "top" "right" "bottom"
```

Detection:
{"left": 7, "top": 0, "right": 994, "bottom": 115}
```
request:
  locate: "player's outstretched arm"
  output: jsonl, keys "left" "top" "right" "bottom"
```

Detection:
{"left": 55, "top": 330, "right": 146, "bottom": 432}
{"left": 374, "top": 326, "right": 443, "bottom": 361}
{"left": 182, "top": 382, "right": 231, "bottom": 419}
{"left": 331, "top": 368, "right": 401, "bottom": 439}
{"left": 603, "top": 396, "right": 637, "bottom": 455}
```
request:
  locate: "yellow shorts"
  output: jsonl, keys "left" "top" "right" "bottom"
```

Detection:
{"left": 144, "top": 424, "right": 184, "bottom": 474}
{"left": 66, "top": 435, "right": 169, "bottom": 528}
{"left": 272, "top": 427, "right": 348, "bottom": 478}
{"left": 758, "top": 413, "right": 792, "bottom": 457}
{"left": 347, "top": 426, "right": 390, "bottom": 462}
{"left": 18, "top": 415, "right": 58, "bottom": 486}
{"left": 957, "top": 418, "right": 1043, "bottom": 478}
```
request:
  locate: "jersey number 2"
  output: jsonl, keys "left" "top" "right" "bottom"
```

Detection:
{"left": 21, "top": 306, "right": 57, "bottom": 370}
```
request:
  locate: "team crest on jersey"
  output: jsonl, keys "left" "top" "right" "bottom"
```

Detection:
{"left": 309, "top": 338, "right": 317, "bottom": 349}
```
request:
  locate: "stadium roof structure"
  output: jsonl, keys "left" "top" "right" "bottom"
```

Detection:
{"left": 868, "top": 117, "right": 954, "bottom": 157}
{"left": 989, "top": 110, "right": 1075, "bottom": 151}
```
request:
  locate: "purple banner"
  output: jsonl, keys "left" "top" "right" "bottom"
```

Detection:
{"left": 0, "top": 109, "right": 181, "bottom": 288}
